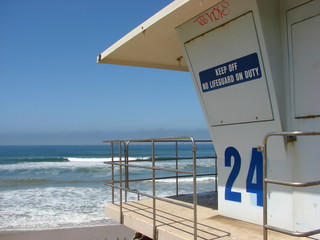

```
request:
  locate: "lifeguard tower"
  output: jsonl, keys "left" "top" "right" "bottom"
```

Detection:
{"left": 98, "top": 0, "right": 320, "bottom": 239}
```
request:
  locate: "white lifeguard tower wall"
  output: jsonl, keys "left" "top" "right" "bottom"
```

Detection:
{"left": 176, "top": 0, "right": 319, "bottom": 235}
{"left": 97, "top": 0, "right": 319, "bottom": 236}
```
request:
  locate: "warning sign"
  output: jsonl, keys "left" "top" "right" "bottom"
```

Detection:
{"left": 199, "top": 53, "right": 262, "bottom": 92}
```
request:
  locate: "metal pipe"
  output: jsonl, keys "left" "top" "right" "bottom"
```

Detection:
{"left": 152, "top": 140, "right": 157, "bottom": 240}
{"left": 105, "top": 161, "right": 193, "bottom": 175}
{"left": 104, "top": 137, "right": 217, "bottom": 240}
{"left": 105, "top": 156, "right": 216, "bottom": 163}
{"left": 215, "top": 156, "right": 218, "bottom": 192}
{"left": 103, "top": 138, "right": 213, "bottom": 144}
{"left": 266, "top": 225, "right": 320, "bottom": 237}
{"left": 265, "top": 131, "right": 320, "bottom": 137}
{"left": 262, "top": 141, "right": 268, "bottom": 240}
{"left": 104, "top": 183, "right": 194, "bottom": 209}
{"left": 265, "top": 179, "right": 320, "bottom": 187}
{"left": 261, "top": 131, "right": 320, "bottom": 240}
{"left": 105, "top": 173, "right": 216, "bottom": 184}
{"left": 119, "top": 142, "right": 123, "bottom": 224}
{"left": 111, "top": 142, "right": 115, "bottom": 204}
{"left": 124, "top": 142, "right": 129, "bottom": 202}
{"left": 176, "top": 141, "right": 179, "bottom": 196}
{"left": 191, "top": 137, "right": 197, "bottom": 240}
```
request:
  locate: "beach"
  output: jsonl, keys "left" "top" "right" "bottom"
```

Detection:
{"left": 0, "top": 225, "right": 135, "bottom": 240}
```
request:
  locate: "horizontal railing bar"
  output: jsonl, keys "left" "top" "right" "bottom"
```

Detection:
{"left": 103, "top": 137, "right": 210, "bottom": 143}
{"left": 129, "top": 137, "right": 199, "bottom": 142}
{"left": 265, "top": 179, "right": 320, "bottom": 187}
{"left": 104, "top": 183, "right": 194, "bottom": 209}
{"left": 103, "top": 137, "right": 219, "bottom": 240}
{"left": 262, "top": 131, "right": 320, "bottom": 240}
{"left": 105, "top": 156, "right": 216, "bottom": 163}
{"left": 104, "top": 161, "right": 193, "bottom": 174}
{"left": 103, "top": 136, "right": 219, "bottom": 240}
{"left": 127, "top": 156, "right": 216, "bottom": 162}
{"left": 121, "top": 200, "right": 225, "bottom": 238}
{"left": 103, "top": 140, "right": 129, "bottom": 143}
{"left": 265, "top": 225, "right": 320, "bottom": 237}
{"left": 106, "top": 173, "right": 217, "bottom": 184}
{"left": 264, "top": 131, "right": 320, "bottom": 139}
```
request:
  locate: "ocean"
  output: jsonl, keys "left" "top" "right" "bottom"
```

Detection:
{"left": 0, "top": 143, "right": 216, "bottom": 230}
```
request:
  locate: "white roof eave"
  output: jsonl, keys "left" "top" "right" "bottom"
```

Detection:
{"left": 97, "top": 0, "right": 220, "bottom": 71}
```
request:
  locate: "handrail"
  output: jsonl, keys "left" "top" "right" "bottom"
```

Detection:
{"left": 104, "top": 183, "right": 195, "bottom": 209}
{"left": 104, "top": 161, "right": 194, "bottom": 174}
{"left": 105, "top": 173, "right": 214, "bottom": 184}
{"left": 259, "top": 131, "right": 320, "bottom": 240}
{"left": 104, "top": 137, "right": 217, "bottom": 240}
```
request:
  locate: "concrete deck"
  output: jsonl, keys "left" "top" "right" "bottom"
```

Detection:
{"left": 105, "top": 192, "right": 313, "bottom": 240}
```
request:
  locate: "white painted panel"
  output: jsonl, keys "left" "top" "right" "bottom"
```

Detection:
{"left": 287, "top": 1, "right": 320, "bottom": 238}
{"left": 184, "top": 12, "right": 273, "bottom": 126}
{"left": 180, "top": 8, "right": 286, "bottom": 226}
{"left": 292, "top": 14, "right": 320, "bottom": 118}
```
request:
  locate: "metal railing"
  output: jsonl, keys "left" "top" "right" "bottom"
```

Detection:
{"left": 259, "top": 131, "right": 320, "bottom": 240}
{"left": 103, "top": 137, "right": 217, "bottom": 240}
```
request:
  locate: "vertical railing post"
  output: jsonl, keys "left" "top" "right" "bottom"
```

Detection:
{"left": 152, "top": 140, "right": 157, "bottom": 239}
{"left": 124, "top": 142, "right": 129, "bottom": 202}
{"left": 215, "top": 156, "right": 218, "bottom": 192}
{"left": 175, "top": 141, "right": 179, "bottom": 196}
{"left": 262, "top": 136, "right": 268, "bottom": 240}
{"left": 260, "top": 131, "right": 320, "bottom": 239}
{"left": 119, "top": 141, "right": 123, "bottom": 224}
{"left": 191, "top": 137, "right": 197, "bottom": 240}
{"left": 111, "top": 141, "right": 115, "bottom": 204}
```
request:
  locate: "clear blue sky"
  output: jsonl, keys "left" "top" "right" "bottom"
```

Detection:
{"left": 0, "top": 0, "right": 209, "bottom": 145}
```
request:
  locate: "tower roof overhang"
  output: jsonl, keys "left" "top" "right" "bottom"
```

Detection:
{"left": 97, "top": 0, "right": 221, "bottom": 71}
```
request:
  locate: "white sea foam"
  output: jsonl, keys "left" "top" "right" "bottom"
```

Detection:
{"left": 0, "top": 157, "right": 215, "bottom": 230}
{"left": 67, "top": 157, "right": 150, "bottom": 162}
{"left": 0, "top": 161, "right": 105, "bottom": 172}
{"left": 0, "top": 157, "right": 152, "bottom": 172}
{"left": 0, "top": 183, "right": 190, "bottom": 230}
{"left": 0, "top": 176, "right": 215, "bottom": 230}
{"left": 0, "top": 145, "right": 216, "bottom": 230}
{"left": 0, "top": 186, "right": 113, "bottom": 230}
{"left": 67, "top": 157, "right": 110, "bottom": 162}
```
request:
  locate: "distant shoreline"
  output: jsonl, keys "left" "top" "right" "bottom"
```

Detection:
{"left": 0, "top": 225, "right": 134, "bottom": 240}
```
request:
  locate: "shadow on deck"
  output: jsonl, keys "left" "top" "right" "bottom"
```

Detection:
{"left": 106, "top": 191, "right": 229, "bottom": 240}
{"left": 105, "top": 191, "right": 313, "bottom": 240}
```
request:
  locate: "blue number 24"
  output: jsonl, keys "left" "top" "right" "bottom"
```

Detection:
{"left": 225, "top": 147, "right": 263, "bottom": 206}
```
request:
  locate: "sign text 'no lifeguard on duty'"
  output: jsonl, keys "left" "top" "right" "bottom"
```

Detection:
{"left": 200, "top": 53, "right": 262, "bottom": 92}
